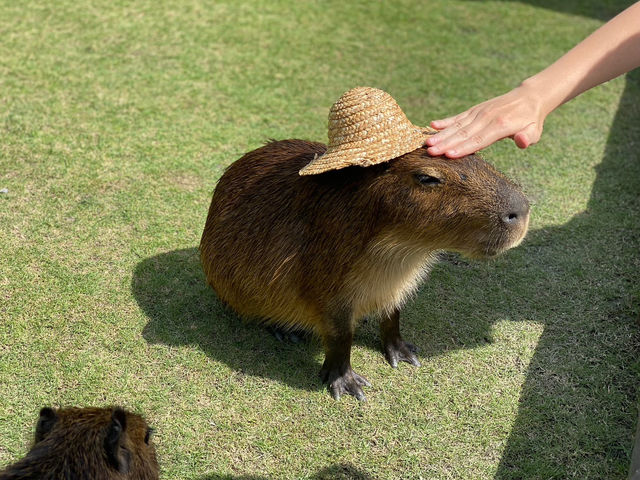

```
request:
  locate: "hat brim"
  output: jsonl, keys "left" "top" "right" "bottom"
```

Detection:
{"left": 299, "top": 126, "right": 436, "bottom": 176}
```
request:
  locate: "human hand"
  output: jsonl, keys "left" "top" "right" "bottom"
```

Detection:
{"left": 425, "top": 83, "right": 547, "bottom": 158}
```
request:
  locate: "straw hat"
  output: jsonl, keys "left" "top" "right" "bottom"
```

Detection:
{"left": 299, "top": 86, "right": 436, "bottom": 175}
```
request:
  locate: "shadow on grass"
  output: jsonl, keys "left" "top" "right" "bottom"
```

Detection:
{"left": 198, "top": 462, "right": 373, "bottom": 479}
{"left": 131, "top": 244, "right": 418, "bottom": 392}
{"left": 133, "top": 90, "right": 639, "bottom": 479}
{"left": 130, "top": 243, "right": 508, "bottom": 394}
{"left": 471, "top": 0, "right": 629, "bottom": 20}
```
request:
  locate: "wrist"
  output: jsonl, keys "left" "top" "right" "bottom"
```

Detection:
{"left": 518, "top": 74, "right": 562, "bottom": 118}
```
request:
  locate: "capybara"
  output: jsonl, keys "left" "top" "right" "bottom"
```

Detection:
{"left": 200, "top": 139, "right": 529, "bottom": 400}
{"left": 0, "top": 407, "right": 159, "bottom": 480}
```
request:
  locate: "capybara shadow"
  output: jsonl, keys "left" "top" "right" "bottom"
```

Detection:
{"left": 134, "top": 247, "right": 324, "bottom": 392}
{"left": 132, "top": 179, "right": 638, "bottom": 476}
{"left": 197, "top": 462, "right": 373, "bottom": 479}
{"left": 310, "top": 463, "right": 374, "bottom": 480}
{"left": 0, "top": 407, "right": 158, "bottom": 480}
{"left": 133, "top": 247, "right": 502, "bottom": 393}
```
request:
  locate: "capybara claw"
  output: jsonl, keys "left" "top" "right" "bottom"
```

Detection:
{"left": 322, "top": 366, "right": 370, "bottom": 401}
{"left": 330, "top": 380, "right": 367, "bottom": 402}
{"left": 353, "top": 371, "right": 372, "bottom": 388}
{"left": 385, "top": 341, "right": 421, "bottom": 368}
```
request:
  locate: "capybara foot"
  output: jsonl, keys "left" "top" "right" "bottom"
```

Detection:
{"left": 384, "top": 339, "right": 421, "bottom": 368}
{"left": 320, "top": 364, "right": 371, "bottom": 401}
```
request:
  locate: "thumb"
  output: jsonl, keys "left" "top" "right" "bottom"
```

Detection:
{"left": 513, "top": 123, "right": 541, "bottom": 149}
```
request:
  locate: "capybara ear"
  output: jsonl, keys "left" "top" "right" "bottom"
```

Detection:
{"left": 35, "top": 407, "right": 58, "bottom": 443}
{"left": 104, "top": 408, "right": 131, "bottom": 474}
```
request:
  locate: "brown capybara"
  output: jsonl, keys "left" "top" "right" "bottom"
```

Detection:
{"left": 200, "top": 139, "right": 529, "bottom": 400}
{"left": 0, "top": 407, "right": 159, "bottom": 480}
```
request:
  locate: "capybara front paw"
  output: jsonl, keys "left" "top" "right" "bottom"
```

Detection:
{"left": 320, "top": 365, "right": 371, "bottom": 401}
{"left": 384, "top": 340, "right": 421, "bottom": 368}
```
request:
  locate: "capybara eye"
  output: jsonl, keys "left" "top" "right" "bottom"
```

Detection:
{"left": 416, "top": 174, "right": 442, "bottom": 186}
{"left": 144, "top": 428, "right": 154, "bottom": 445}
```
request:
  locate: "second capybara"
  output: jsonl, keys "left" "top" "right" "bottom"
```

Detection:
{"left": 200, "top": 139, "right": 529, "bottom": 401}
{"left": 0, "top": 406, "right": 159, "bottom": 480}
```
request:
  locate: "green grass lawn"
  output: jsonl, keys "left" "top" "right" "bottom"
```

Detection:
{"left": 1, "top": 0, "right": 639, "bottom": 478}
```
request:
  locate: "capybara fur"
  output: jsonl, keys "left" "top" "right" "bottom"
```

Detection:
{"left": 200, "top": 139, "right": 529, "bottom": 400}
{"left": 0, "top": 407, "right": 159, "bottom": 480}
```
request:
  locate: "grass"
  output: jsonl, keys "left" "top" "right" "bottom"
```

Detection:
{"left": 1, "top": 0, "right": 639, "bottom": 478}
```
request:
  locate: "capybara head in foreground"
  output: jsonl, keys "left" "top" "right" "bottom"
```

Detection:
{"left": 0, "top": 407, "right": 159, "bottom": 480}
{"left": 200, "top": 139, "right": 529, "bottom": 401}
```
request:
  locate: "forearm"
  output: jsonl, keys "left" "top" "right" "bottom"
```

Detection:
{"left": 524, "top": 1, "right": 640, "bottom": 117}
{"left": 427, "top": 2, "right": 640, "bottom": 158}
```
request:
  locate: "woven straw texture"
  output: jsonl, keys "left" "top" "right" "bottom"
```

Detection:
{"left": 299, "top": 87, "right": 436, "bottom": 175}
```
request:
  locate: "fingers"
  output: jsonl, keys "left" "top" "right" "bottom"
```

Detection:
{"left": 426, "top": 123, "right": 478, "bottom": 157}
{"left": 513, "top": 131, "right": 530, "bottom": 149}
{"left": 426, "top": 109, "right": 481, "bottom": 156}
{"left": 427, "top": 112, "right": 504, "bottom": 158}
{"left": 427, "top": 112, "right": 538, "bottom": 158}
{"left": 426, "top": 86, "right": 545, "bottom": 157}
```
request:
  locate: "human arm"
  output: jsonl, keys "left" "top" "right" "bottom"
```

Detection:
{"left": 425, "top": 1, "right": 640, "bottom": 158}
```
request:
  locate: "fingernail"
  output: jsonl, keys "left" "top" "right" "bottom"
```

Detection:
{"left": 447, "top": 149, "right": 458, "bottom": 157}
{"left": 427, "top": 146, "right": 440, "bottom": 155}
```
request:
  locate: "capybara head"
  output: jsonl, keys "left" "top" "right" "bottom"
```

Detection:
{"left": 0, "top": 407, "right": 159, "bottom": 480}
{"left": 200, "top": 139, "right": 529, "bottom": 400}
{"left": 357, "top": 146, "right": 529, "bottom": 258}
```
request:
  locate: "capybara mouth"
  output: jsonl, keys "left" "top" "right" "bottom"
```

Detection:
{"left": 467, "top": 217, "right": 529, "bottom": 259}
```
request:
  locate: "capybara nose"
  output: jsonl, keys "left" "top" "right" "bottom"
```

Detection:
{"left": 501, "top": 191, "right": 530, "bottom": 226}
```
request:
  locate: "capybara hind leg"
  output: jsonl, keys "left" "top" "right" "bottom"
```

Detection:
{"left": 319, "top": 319, "right": 370, "bottom": 401}
{"left": 380, "top": 309, "right": 421, "bottom": 368}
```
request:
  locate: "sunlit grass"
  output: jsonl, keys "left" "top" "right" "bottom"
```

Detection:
{"left": 1, "top": 1, "right": 638, "bottom": 478}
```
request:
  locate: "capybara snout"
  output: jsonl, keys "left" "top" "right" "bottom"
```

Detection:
{"left": 498, "top": 181, "right": 530, "bottom": 238}
{"left": 200, "top": 139, "right": 529, "bottom": 400}
{"left": 500, "top": 187, "right": 530, "bottom": 226}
